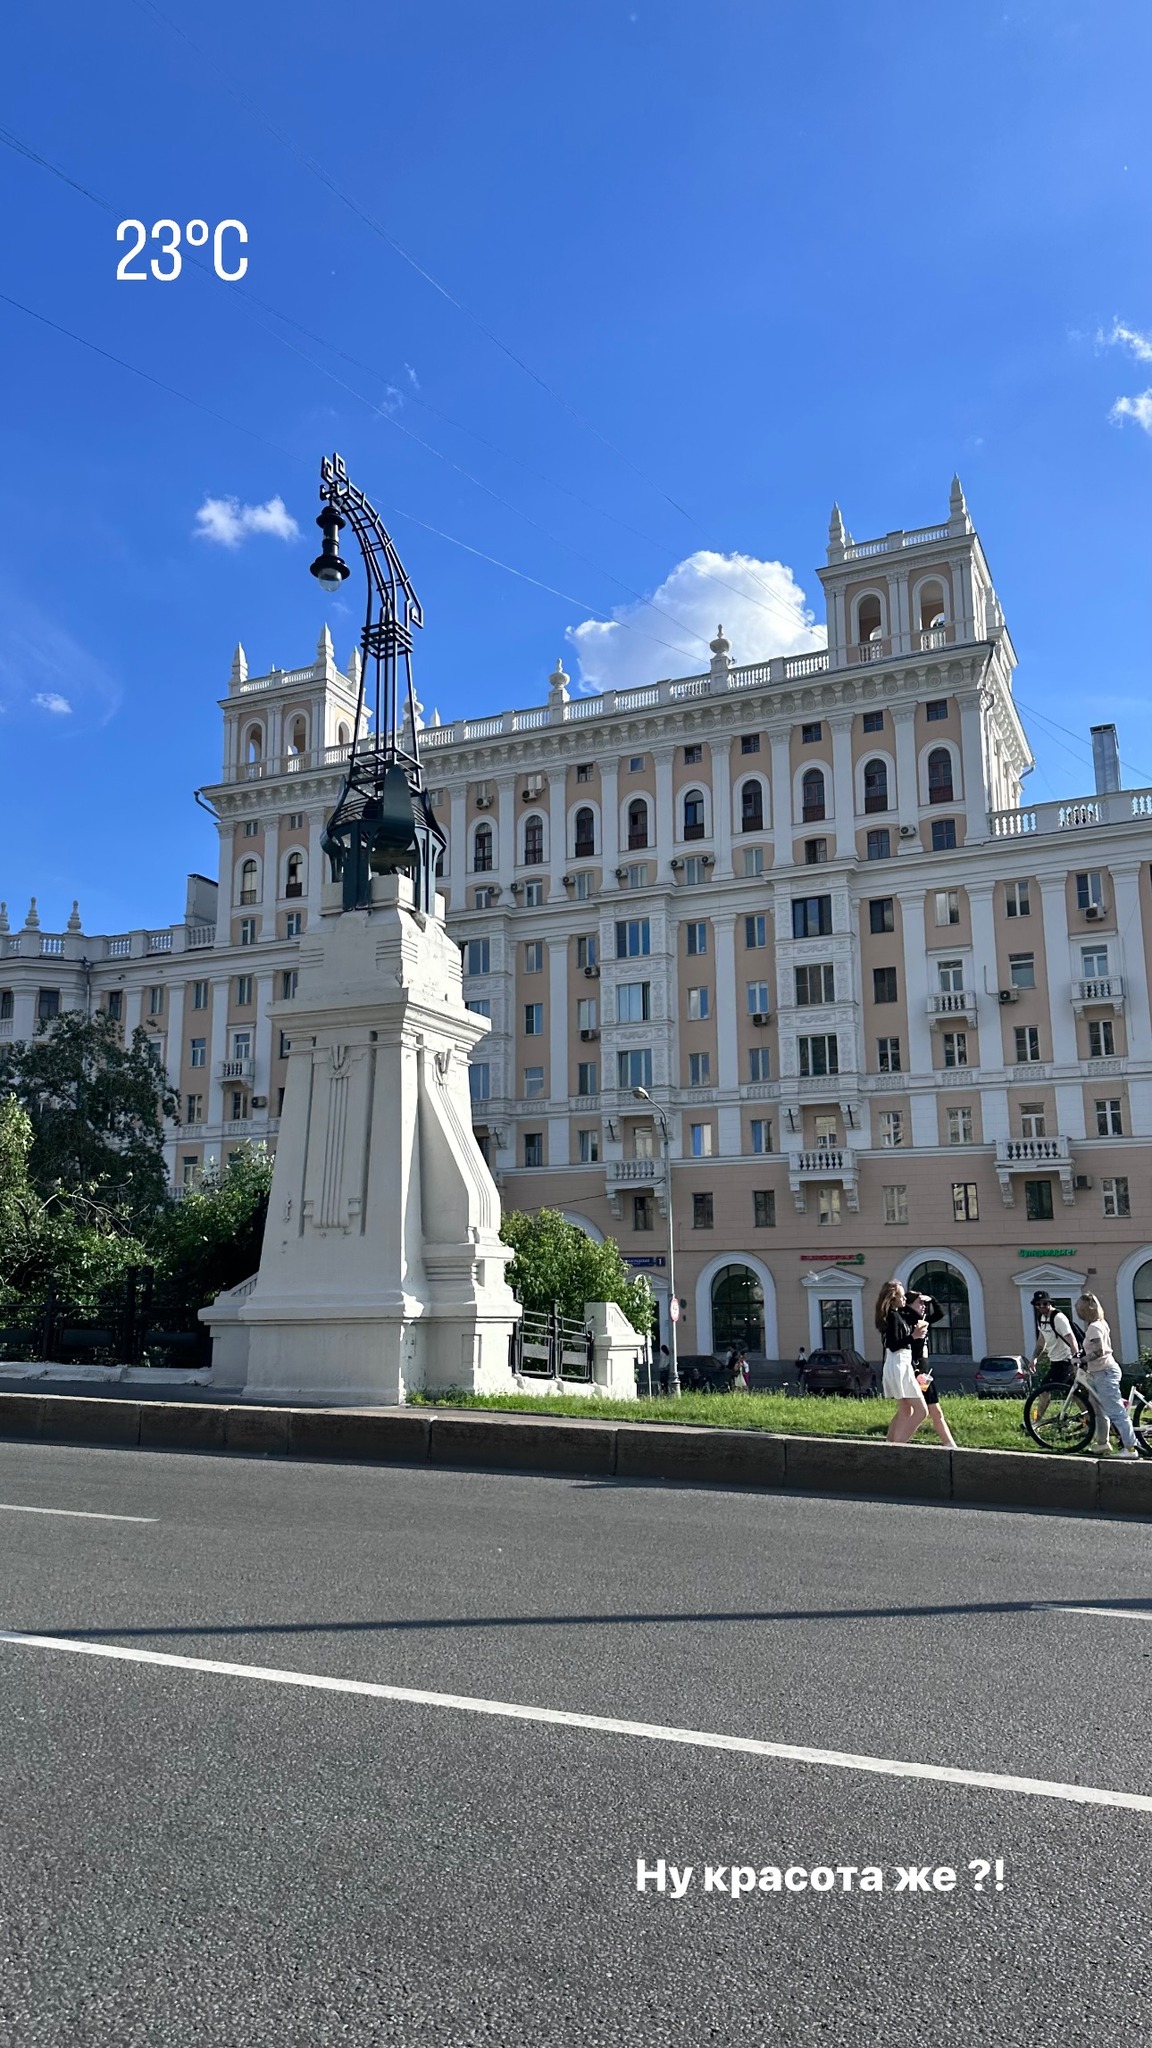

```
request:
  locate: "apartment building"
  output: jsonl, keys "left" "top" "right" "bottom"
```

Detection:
{"left": 4, "top": 484, "right": 1152, "bottom": 1365}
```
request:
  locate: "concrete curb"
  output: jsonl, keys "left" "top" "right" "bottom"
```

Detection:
{"left": 2, "top": 1391, "right": 1151, "bottom": 1519}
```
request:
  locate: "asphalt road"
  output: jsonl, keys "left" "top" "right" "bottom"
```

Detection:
{"left": 0, "top": 1441, "right": 1149, "bottom": 2046}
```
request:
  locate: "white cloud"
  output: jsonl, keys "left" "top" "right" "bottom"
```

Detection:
{"left": 0, "top": 591, "right": 119, "bottom": 734}
{"left": 404, "top": 362, "right": 420, "bottom": 389}
{"left": 1111, "top": 390, "right": 1152, "bottom": 435}
{"left": 32, "top": 691, "right": 72, "bottom": 715}
{"left": 193, "top": 494, "right": 300, "bottom": 548}
{"left": 1099, "top": 320, "right": 1152, "bottom": 362}
{"left": 566, "top": 549, "right": 824, "bottom": 695}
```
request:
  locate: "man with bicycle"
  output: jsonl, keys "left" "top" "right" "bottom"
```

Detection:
{"left": 1029, "top": 1291, "right": 1079, "bottom": 1422}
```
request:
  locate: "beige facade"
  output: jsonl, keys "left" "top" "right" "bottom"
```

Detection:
{"left": 4, "top": 484, "right": 1152, "bottom": 1363}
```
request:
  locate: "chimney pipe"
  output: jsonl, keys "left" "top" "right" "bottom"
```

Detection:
{"left": 1090, "top": 724, "right": 1121, "bottom": 795}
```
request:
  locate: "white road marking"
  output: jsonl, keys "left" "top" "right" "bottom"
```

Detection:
{"left": 1032, "top": 1602, "right": 1152, "bottom": 1623}
{"left": 1, "top": 1628, "right": 1148, "bottom": 1813}
{"left": 0, "top": 1504, "right": 157, "bottom": 1524}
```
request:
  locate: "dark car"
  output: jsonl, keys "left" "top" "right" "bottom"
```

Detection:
{"left": 799, "top": 1348, "right": 877, "bottom": 1397}
{"left": 974, "top": 1354, "right": 1030, "bottom": 1399}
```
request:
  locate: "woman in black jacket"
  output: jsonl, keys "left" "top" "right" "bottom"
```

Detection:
{"left": 875, "top": 1280, "right": 929, "bottom": 1444}
{"left": 906, "top": 1291, "right": 957, "bottom": 1448}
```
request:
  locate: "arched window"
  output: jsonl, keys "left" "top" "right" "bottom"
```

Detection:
{"left": 918, "top": 581, "right": 947, "bottom": 631}
{"left": 238, "top": 858, "right": 259, "bottom": 906}
{"left": 245, "top": 725, "right": 263, "bottom": 764}
{"left": 863, "top": 758, "right": 889, "bottom": 813}
{"left": 574, "top": 806, "right": 596, "bottom": 859}
{"left": 928, "top": 747, "right": 954, "bottom": 804}
{"left": 740, "top": 780, "right": 764, "bottom": 832}
{"left": 908, "top": 1260, "right": 971, "bottom": 1357}
{"left": 683, "top": 789, "right": 706, "bottom": 841}
{"left": 711, "top": 1266, "right": 765, "bottom": 1355}
{"left": 473, "top": 822, "right": 493, "bottom": 873}
{"left": 288, "top": 715, "right": 308, "bottom": 755}
{"left": 857, "top": 595, "right": 883, "bottom": 650}
{"left": 627, "top": 797, "right": 649, "bottom": 851}
{"left": 801, "top": 767, "right": 826, "bottom": 823}
{"left": 523, "top": 814, "right": 545, "bottom": 865}
{"left": 337, "top": 722, "right": 350, "bottom": 748}
{"left": 285, "top": 852, "right": 305, "bottom": 899}
{"left": 1134, "top": 1260, "right": 1152, "bottom": 1360}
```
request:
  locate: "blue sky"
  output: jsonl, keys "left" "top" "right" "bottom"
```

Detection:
{"left": 1, "top": 0, "right": 1150, "bottom": 934}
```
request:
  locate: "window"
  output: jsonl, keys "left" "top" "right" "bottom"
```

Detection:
{"left": 280, "top": 970, "right": 297, "bottom": 1000}
{"left": 804, "top": 838, "right": 829, "bottom": 864}
{"left": 577, "top": 1061, "right": 598, "bottom": 1095}
{"left": 192, "top": 980, "right": 208, "bottom": 1009}
{"left": 147, "top": 1036, "right": 165, "bottom": 1065}
{"left": 523, "top": 816, "right": 544, "bottom": 865}
{"left": 740, "top": 733, "right": 761, "bottom": 755}
{"left": 1014, "top": 1026, "right": 1042, "bottom": 1063}
{"left": 575, "top": 763, "right": 593, "bottom": 783}
{"left": 232, "top": 1031, "right": 251, "bottom": 1062}
{"left": 577, "top": 997, "right": 598, "bottom": 1031}
{"left": 1088, "top": 1020, "right": 1115, "bottom": 1058}
{"left": 573, "top": 872, "right": 593, "bottom": 901}
{"left": 182, "top": 1157, "right": 199, "bottom": 1188}
{"left": 1025, "top": 1180, "right": 1054, "bottom": 1222}
{"left": 880, "top": 1110, "right": 904, "bottom": 1148}
{"left": 1103, "top": 1177, "right": 1130, "bottom": 1218}
{"left": 524, "top": 1003, "right": 544, "bottom": 1036}
{"left": 285, "top": 852, "right": 304, "bottom": 898}
{"left": 937, "top": 958, "right": 964, "bottom": 993}
{"left": 877, "top": 1036, "right": 902, "bottom": 1072}
{"left": 934, "top": 890, "right": 960, "bottom": 926}
{"left": 622, "top": 862, "right": 646, "bottom": 889}
{"left": 523, "top": 1069, "right": 545, "bottom": 1099}
{"left": 883, "top": 1185, "right": 908, "bottom": 1225}
{"left": 276, "top": 1088, "right": 286, "bottom": 1115}
{"left": 287, "top": 812, "right": 304, "bottom": 829}
{"left": 817, "top": 1186, "right": 842, "bottom": 1226}
{"left": 147, "top": 986, "right": 164, "bottom": 1015}
{"left": 869, "top": 897, "right": 894, "bottom": 935}
{"left": 627, "top": 798, "right": 649, "bottom": 850}
{"left": 524, "top": 1132, "right": 544, "bottom": 1168}
{"left": 873, "top": 966, "right": 898, "bottom": 1004}
{"left": 748, "top": 1046, "right": 771, "bottom": 1081}
{"left": 862, "top": 710, "right": 884, "bottom": 734}
{"left": 469, "top": 1064, "right": 491, "bottom": 1103}
{"left": 616, "top": 918, "right": 651, "bottom": 958}
{"left": 465, "top": 938, "right": 491, "bottom": 975}
{"left": 185, "top": 1093, "right": 203, "bottom": 1124}
{"left": 926, "top": 699, "right": 949, "bottom": 722}
{"left": 801, "top": 767, "right": 826, "bottom": 822}
{"left": 1005, "top": 880, "right": 1031, "bottom": 918}
{"left": 617, "top": 1048, "right": 653, "bottom": 1091}
{"left": 740, "top": 781, "right": 764, "bottom": 832}
{"left": 524, "top": 941, "right": 543, "bottom": 972}
{"left": 240, "top": 919, "right": 257, "bottom": 946}
{"left": 947, "top": 1106, "right": 974, "bottom": 1144}
{"left": 801, "top": 721, "right": 822, "bottom": 743}
{"left": 692, "top": 1192, "right": 714, "bottom": 1229}
{"left": 794, "top": 963, "right": 834, "bottom": 1006}
{"left": 285, "top": 912, "right": 303, "bottom": 938}
{"left": 239, "top": 859, "right": 259, "bottom": 904}
{"left": 574, "top": 807, "right": 596, "bottom": 858}
{"left": 243, "top": 820, "right": 259, "bottom": 837}
{"left": 798, "top": 1034, "right": 838, "bottom": 1077}
{"left": 577, "top": 935, "right": 597, "bottom": 969}
{"left": 931, "top": 818, "right": 957, "bottom": 851}
{"left": 1096, "top": 1097, "right": 1124, "bottom": 1136}
{"left": 753, "top": 1190, "right": 776, "bottom": 1228}
{"left": 105, "top": 990, "right": 123, "bottom": 1022}
{"left": 278, "top": 1031, "right": 292, "bottom": 1058}
{"left": 687, "top": 985, "right": 711, "bottom": 1020}
{"left": 189, "top": 1038, "right": 206, "bottom": 1068}
{"left": 578, "top": 1129, "right": 600, "bottom": 1163}
{"left": 942, "top": 1032, "right": 968, "bottom": 1068}
{"left": 866, "top": 829, "right": 891, "bottom": 860}
{"left": 617, "top": 982, "right": 651, "bottom": 1023}
{"left": 473, "top": 823, "right": 493, "bottom": 872}
{"left": 683, "top": 789, "right": 706, "bottom": 840}
{"left": 633, "top": 1193, "right": 654, "bottom": 1231}
{"left": 1009, "top": 953, "right": 1036, "bottom": 990}
{"left": 629, "top": 756, "right": 645, "bottom": 772}
{"left": 683, "top": 744, "right": 702, "bottom": 765}
{"left": 750, "top": 1118, "right": 772, "bottom": 1154}
{"left": 235, "top": 975, "right": 253, "bottom": 1005}
{"left": 952, "top": 1183, "right": 979, "bottom": 1222}
{"left": 746, "top": 981, "right": 770, "bottom": 1015}
{"left": 927, "top": 748, "right": 954, "bottom": 803}
{"left": 863, "top": 759, "right": 889, "bottom": 813}
{"left": 1081, "top": 947, "right": 1109, "bottom": 979}
{"left": 745, "top": 914, "right": 768, "bottom": 949}
{"left": 1075, "top": 871, "right": 1104, "bottom": 910}
{"left": 525, "top": 881, "right": 544, "bottom": 908}
{"left": 819, "top": 1299, "right": 855, "bottom": 1349}
{"left": 688, "top": 1052, "right": 711, "bottom": 1086}
{"left": 793, "top": 895, "right": 832, "bottom": 939}
{"left": 466, "top": 999, "right": 491, "bottom": 1018}
{"left": 1020, "top": 1103, "right": 1046, "bottom": 1139}
{"left": 685, "top": 922, "right": 708, "bottom": 956}
{"left": 471, "top": 887, "right": 495, "bottom": 910}
{"left": 743, "top": 847, "right": 764, "bottom": 878}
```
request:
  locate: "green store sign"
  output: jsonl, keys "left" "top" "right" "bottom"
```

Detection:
{"left": 1018, "top": 1249, "right": 1076, "bottom": 1260}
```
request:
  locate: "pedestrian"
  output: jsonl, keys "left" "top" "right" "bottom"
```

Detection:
{"left": 875, "top": 1280, "right": 930, "bottom": 1444}
{"left": 905, "top": 1290, "right": 957, "bottom": 1448}
{"left": 1028, "top": 1291, "right": 1079, "bottom": 1422}
{"left": 1075, "top": 1291, "right": 1138, "bottom": 1457}
{"left": 725, "top": 1343, "right": 750, "bottom": 1392}
{"left": 658, "top": 1344, "right": 671, "bottom": 1397}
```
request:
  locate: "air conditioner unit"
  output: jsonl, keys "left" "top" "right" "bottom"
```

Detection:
{"left": 998, "top": 988, "right": 1019, "bottom": 1004}
{"left": 580, "top": 1028, "right": 600, "bottom": 1042}
{"left": 509, "top": 879, "right": 523, "bottom": 892}
{"left": 1073, "top": 1174, "right": 1093, "bottom": 1191}
{"left": 475, "top": 794, "right": 492, "bottom": 809}
{"left": 562, "top": 875, "right": 576, "bottom": 887}
{"left": 522, "top": 785, "right": 545, "bottom": 801}
{"left": 584, "top": 964, "right": 601, "bottom": 979}
{"left": 251, "top": 1096, "right": 268, "bottom": 1109}
{"left": 669, "top": 857, "right": 685, "bottom": 871}
{"left": 1084, "top": 903, "right": 1105, "bottom": 921}
{"left": 701, "top": 853, "right": 715, "bottom": 865}
{"left": 614, "top": 866, "right": 629, "bottom": 880}
{"left": 898, "top": 824, "right": 917, "bottom": 838}
{"left": 751, "top": 1012, "right": 771, "bottom": 1027}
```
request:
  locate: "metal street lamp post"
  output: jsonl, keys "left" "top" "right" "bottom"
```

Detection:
{"left": 633, "top": 1086, "right": 680, "bottom": 1397}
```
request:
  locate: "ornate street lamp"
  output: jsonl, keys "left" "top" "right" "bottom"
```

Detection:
{"left": 309, "top": 453, "right": 445, "bottom": 914}
{"left": 633, "top": 1085, "right": 680, "bottom": 1397}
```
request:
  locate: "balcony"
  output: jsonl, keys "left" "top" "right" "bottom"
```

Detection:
{"left": 787, "top": 1146, "right": 859, "bottom": 1212}
{"left": 990, "top": 790, "right": 1152, "bottom": 839}
{"left": 609, "top": 1157, "right": 662, "bottom": 1183}
{"left": 995, "top": 1135, "right": 1075, "bottom": 1208}
{"left": 218, "top": 1058, "right": 253, "bottom": 1081}
{"left": 927, "top": 990, "right": 978, "bottom": 1024}
{"left": 1072, "top": 975, "right": 1124, "bottom": 1010}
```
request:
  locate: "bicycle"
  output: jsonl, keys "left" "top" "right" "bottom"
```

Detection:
{"left": 1024, "top": 1362, "right": 1152, "bottom": 1455}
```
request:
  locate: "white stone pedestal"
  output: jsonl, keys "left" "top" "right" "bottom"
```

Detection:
{"left": 209, "top": 873, "right": 518, "bottom": 1403}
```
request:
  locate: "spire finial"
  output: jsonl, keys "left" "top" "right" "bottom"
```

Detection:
{"left": 949, "top": 474, "right": 970, "bottom": 529}
{"left": 548, "top": 656, "right": 570, "bottom": 706}
{"left": 230, "top": 642, "right": 248, "bottom": 684}
{"left": 67, "top": 900, "right": 82, "bottom": 932}
{"left": 0, "top": 902, "right": 8, "bottom": 934}
{"left": 25, "top": 896, "right": 40, "bottom": 930}
{"left": 317, "top": 622, "right": 335, "bottom": 664}
{"left": 347, "top": 646, "right": 362, "bottom": 685}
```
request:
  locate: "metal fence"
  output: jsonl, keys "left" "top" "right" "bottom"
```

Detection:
{"left": 510, "top": 1305, "right": 594, "bottom": 1384}
{"left": 0, "top": 1268, "right": 210, "bottom": 1369}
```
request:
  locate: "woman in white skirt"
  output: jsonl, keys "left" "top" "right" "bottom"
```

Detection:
{"left": 875, "top": 1280, "right": 930, "bottom": 1444}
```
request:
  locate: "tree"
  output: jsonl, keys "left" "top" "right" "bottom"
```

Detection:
{"left": 0, "top": 1092, "right": 150, "bottom": 1320}
{"left": 499, "top": 1208, "right": 653, "bottom": 1331}
{"left": 0, "top": 1011, "right": 178, "bottom": 1220}
{"left": 147, "top": 1145, "right": 273, "bottom": 1322}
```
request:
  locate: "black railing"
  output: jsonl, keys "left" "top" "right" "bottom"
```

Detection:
{"left": 509, "top": 1304, "right": 594, "bottom": 1383}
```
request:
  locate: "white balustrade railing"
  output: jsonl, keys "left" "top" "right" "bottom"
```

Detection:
{"left": 990, "top": 789, "right": 1152, "bottom": 837}
{"left": 186, "top": 925, "right": 216, "bottom": 949}
{"left": 789, "top": 1146, "right": 850, "bottom": 1173}
{"left": 609, "top": 1158, "right": 662, "bottom": 1182}
{"left": 1074, "top": 976, "right": 1123, "bottom": 1003}
{"left": 927, "top": 990, "right": 977, "bottom": 1015}
{"left": 995, "top": 1136, "right": 1071, "bottom": 1165}
{"left": 147, "top": 932, "right": 173, "bottom": 953}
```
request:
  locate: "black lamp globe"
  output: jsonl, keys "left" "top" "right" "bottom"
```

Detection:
{"left": 309, "top": 503, "right": 350, "bottom": 590}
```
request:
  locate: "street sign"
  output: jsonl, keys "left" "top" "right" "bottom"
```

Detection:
{"left": 627, "top": 1255, "right": 667, "bottom": 1268}
{"left": 669, "top": 1297, "right": 681, "bottom": 1322}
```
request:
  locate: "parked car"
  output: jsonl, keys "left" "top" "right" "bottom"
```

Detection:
{"left": 974, "top": 1354, "right": 1030, "bottom": 1399}
{"left": 799, "top": 1348, "right": 877, "bottom": 1397}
